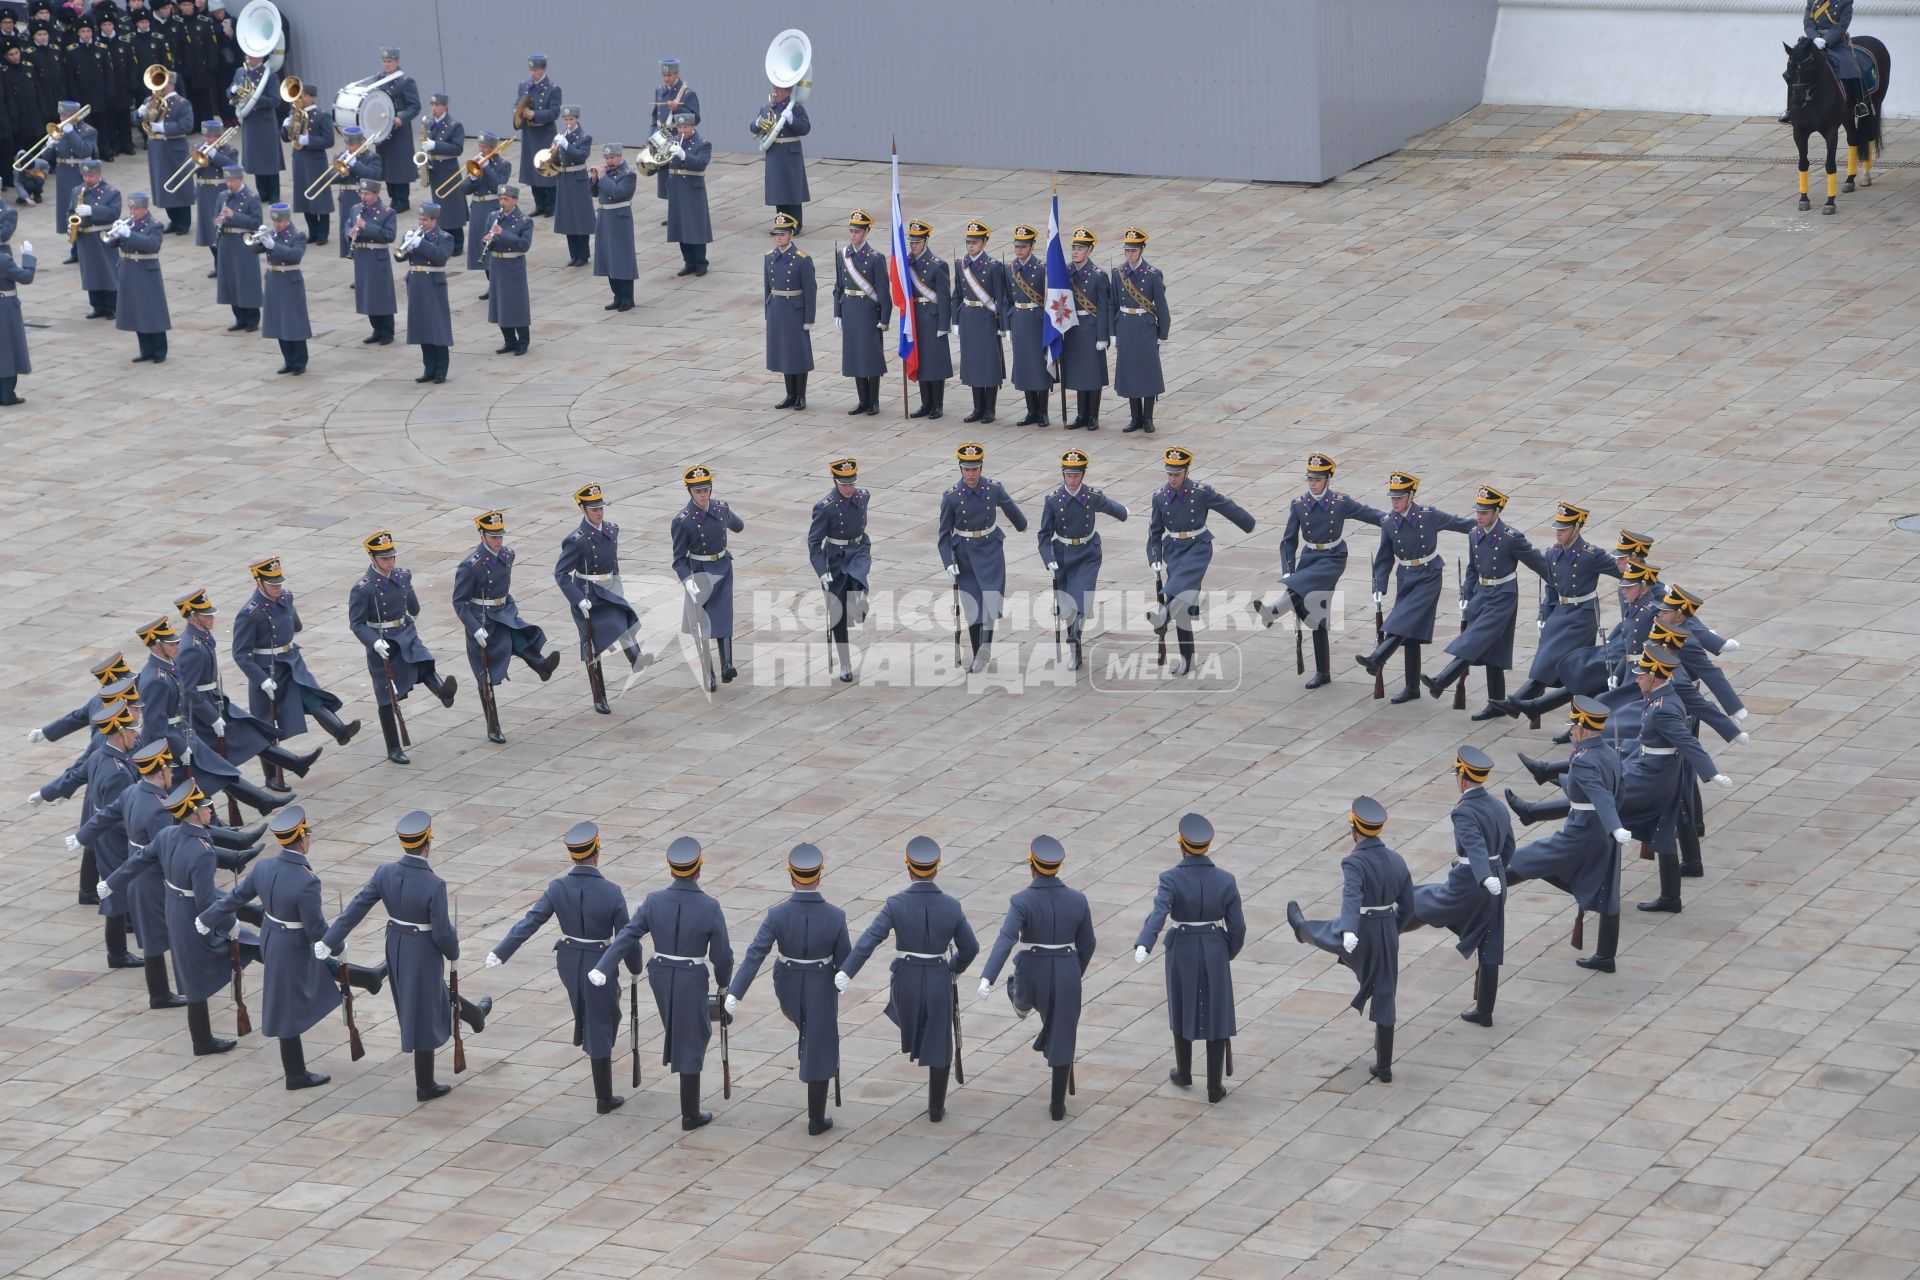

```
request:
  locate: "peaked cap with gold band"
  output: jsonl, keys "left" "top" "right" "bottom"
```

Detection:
{"left": 99, "top": 676, "right": 139, "bottom": 706}
{"left": 573, "top": 483, "right": 605, "bottom": 508}
{"left": 1060, "top": 449, "right": 1089, "bottom": 470}
{"left": 905, "top": 834, "right": 942, "bottom": 878}
{"left": 965, "top": 219, "right": 989, "bottom": 239}
{"left": 1012, "top": 224, "right": 1037, "bottom": 243}
{"left": 1661, "top": 584, "right": 1702, "bottom": 616}
{"left": 1615, "top": 529, "right": 1654, "bottom": 556}
{"left": 174, "top": 587, "right": 215, "bottom": 617}
{"left": 1070, "top": 226, "right": 1095, "bottom": 247}
{"left": 1622, "top": 559, "right": 1660, "bottom": 584}
{"left": 1177, "top": 812, "right": 1213, "bottom": 856}
{"left": 137, "top": 615, "right": 180, "bottom": 646}
{"left": 250, "top": 556, "right": 285, "bottom": 583}
{"left": 1454, "top": 745, "right": 1494, "bottom": 784}
{"left": 788, "top": 843, "right": 824, "bottom": 885}
{"left": 1648, "top": 619, "right": 1688, "bottom": 649}
{"left": 363, "top": 530, "right": 397, "bottom": 557}
{"left": 396, "top": 809, "right": 432, "bottom": 851}
{"left": 829, "top": 457, "right": 858, "bottom": 479}
{"left": 667, "top": 835, "right": 702, "bottom": 877}
{"left": 683, "top": 465, "right": 714, "bottom": 488}
{"left": 1123, "top": 227, "right": 1148, "bottom": 247}
{"left": 475, "top": 510, "right": 506, "bottom": 534}
{"left": 1350, "top": 795, "right": 1388, "bottom": 837}
{"left": 163, "top": 779, "right": 207, "bottom": 818}
{"left": 565, "top": 821, "right": 601, "bottom": 861}
{"left": 1569, "top": 694, "right": 1610, "bottom": 731}
{"left": 1029, "top": 834, "right": 1066, "bottom": 876}
{"left": 847, "top": 209, "right": 873, "bottom": 229}
{"left": 92, "top": 703, "right": 138, "bottom": 734}
{"left": 1635, "top": 643, "right": 1679, "bottom": 678}
{"left": 91, "top": 652, "right": 132, "bottom": 684}
{"left": 1163, "top": 446, "right": 1193, "bottom": 470}
{"left": 1387, "top": 471, "right": 1419, "bottom": 495}
{"left": 1475, "top": 485, "right": 1509, "bottom": 511}
{"left": 1306, "top": 452, "right": 1335, "bottom": 476}
{"left": 956, "top": 442, "right": 985, "bottom": 465}
{"left": 1554, "top": 501, "right": 1589, "bottom": 527}
{"left": 132, "top": 740, "right": 172, "bottom": 774}
{"left": 270, "top": 805, "right": 310, "bottom": 846}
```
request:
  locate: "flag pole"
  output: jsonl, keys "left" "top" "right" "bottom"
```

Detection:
{"left": 1053, "top": 176, "right": 1068, "bottom": 428}
{"left": 896, "top": 136, "right": 911, "bottom": 421}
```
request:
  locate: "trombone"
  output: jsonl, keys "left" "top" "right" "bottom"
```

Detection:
{"left": 303, "top": 137, "right": 372, "bottom": 201}
{"left": 433, "top": 138, "right": 514, "bottom": 198}
{"left": 162, "top": 126, "right": 238, "bottom": 194}
{"left": 14, "top": 103, "right": 90, "bottom": 172}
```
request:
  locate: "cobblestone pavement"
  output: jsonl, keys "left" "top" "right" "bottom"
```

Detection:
{"left": 2, "top": 105, "right": 1917, "bottom": 1279}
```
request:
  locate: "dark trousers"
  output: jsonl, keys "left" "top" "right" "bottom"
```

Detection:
{"left": 498, "top": 325, "right": 530, "bottom": 353}
{"left": 86, "top": 289, "right": 117, "bottom": 318}
{"left": 230, "top": 306, "right": 259, "bottom": 329}
{"left": 532, "top": 185, "right": 555, "bottom": 216}
{"left": 277, "top": 338, "right": 308, "bottom": 372}
{"left": 369, "top": 314, "right": 395, "bottom": 340}
{"left": 386, "top": 181, "right": 410, "bottom": 212}
{"left": 0, "top": 375, "right": 19, "bottom": 405}
{"left": 166, "top": 206, "right": 191, "bottom": 234}
{"left": 304, "top": 213, "right": 330, "bottom": 245}
{"left": 775, "top": 201, "right": 803, "bottom": 232}
{"left": 608, "top": 277, "right": 634, "bottom": 309}
{"left": 136, "top": 331, "right": 169, "bottom": 362}
{"left": 447, "top": 227, "right": 464, "bottom": 256}
{"left": 678, "top": 242, "right": 708, "bottom": 271}
{"left": 420, "top": 343, "right": 450, "bottom": 378}
{"left": 565, "top": 233, "right": 590, "bottom": 263}
{"left": 255, "top": 174, "right": 280, "bottom": 204}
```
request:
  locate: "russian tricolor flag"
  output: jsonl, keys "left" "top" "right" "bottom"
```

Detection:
{"left": 887, "top": 143, "right": 918, "bottom": 382}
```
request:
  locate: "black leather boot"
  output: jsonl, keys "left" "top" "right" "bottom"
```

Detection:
{"left": 681, "top": 1072, "right": 712, "bottom": 1129}
{"left": 717, "top": 638, "right": 737, "bottom": 683}
{"left": 776, "top": 374, "right": 798, "bottom": 409}
{"left": 532, "top": 648, "right": 562, "bottom": 681}
{"left": 1638, "top": 853, "right": 1683, "bottom": 913}
{"left": 1391, "top": 642, "right": 1422, "bottom": 703}
{"left": 1142, "top": 395, "right": 1157, "bottom": 432}
{"left": 416, "top": 1049, "right": 450, "bottom": 1101}
{"left": 1356, "top": 634, "right": 1402, "bottom": 678}
{"left": 1287, "top": 899, "right": 1307, "bottom": 944}
{"left": 1461, "top": 965, "right": 1497, "bottom": 1026}
{"left": 378, "top": 705, "right": 409, "bottom": 765}
{"left": 209, "top": 822, "right": 266, "bottom": 849}
{"left": 281, "top": 1035, "right": 330, "bottom": 1089}
{"left": 1504, "top": 788, "right": 1569, "bottom": 826}
{"left": 1169, "top": 1036, "right": 1193, "bottom": 1088}
{"left": 224, "top": 774, "right": 294, "bottom": 815}
{"left": 79, "top": 844, "right": 99, "bottom": 905}
{"left": 262, "top": 743, "right": 321, "bottom": 778}
{"left": 106, "top": 917, "right": 141, "bottom": 968}
{"left": 425, "top": 668, "right": 458, "bottom": 708}
{"left": 927, "top": 1066, "right": 950, "bottom": 1122}
{"left": 1067, "top": 391, "right": 1086, "bottom": 429}
{"left": 793, "top": 373, "right": 807, "bottom": 410}
{"left": 1423, "top": 656, "right": 1468, "bottom": 700}
{"left": 146, "top": 956, "right": 188, "bottom": 1009}
{"left": 970, "top": 626, "right": 993, "bottom": 674}
{"left": 1205, "top": 1039, "right": 1228, "bottom": 1103}
{"left": 592, "top": 1056, "right": 623, "bottom": 1113}
{"left": 1519, "top": 753, "right": 1568, "bottom": 787}
{"left": 980, "top": 388, "right": 995, "bottom": 423}
{"left": 912, "top": 382, "right": 935, "bottom": 418}
{"left": 1016, "top": 390, "right": 1041, "bottom": 426}
{"left": 1473, "top": 667, "right": 1509, "bottom": 720}
{"left": 1049, "top": 1065, "right": 1070, "bottom": 1121}
{"left": 1577, "top": 914, "right": 1619, "bottom": 972}
{"left": 459, "top": 995, "right": 492, "bottom": 1034}
{"left": 808, "top": 1078, "right": 832, "bottom": 1134}
{"left": 1307, "top": 627, "right": 1331, "bottom": 689}
{"left": 1509, "top": 680, "right": 1546, "bottom": 703}
{"left": 188, "top": 1000, "right": 236, "bottom": 1055}
{"left": 964, "top": 386, "right": 985, "bottom": 423}
{"left": 1678, "top": 821, "right": 1704, "bottom": 878}
{"left": 1123, "top": 396, "right": 1144, "bottom": 432}
{"left": 312, "top": 705, "right": 362, "bottom": 746}
{"left": 214, "top": 846, "right": 263, "bottom": 873}
{"left": 1369, "top": 1024, "right": 1394, "bottom": 1083}
{"left": 1509, "top": 688, "right": 1574, "bottom": 726}
{"left": 1085, "top": 389, "right": 1101, "bottom": 430}
{"left": 345, "top": 961, "right": 387, "bottom": 994}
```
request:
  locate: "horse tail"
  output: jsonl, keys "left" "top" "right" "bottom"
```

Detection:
{"left": 1858, "top": 35, "right": 1891, "bottom": 154}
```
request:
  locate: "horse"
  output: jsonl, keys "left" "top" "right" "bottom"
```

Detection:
{"left": 1784, "top": 35, "right": 1892, "bottom": 214}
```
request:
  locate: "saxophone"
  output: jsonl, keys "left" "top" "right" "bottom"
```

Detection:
{"left": 414, "top": 118, "right": 432, "bottom": 188}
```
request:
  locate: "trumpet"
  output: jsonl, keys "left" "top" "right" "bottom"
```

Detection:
{"left": 511, "top": 91, "right": 533, "bottom": 130}
{"left": 303, "top": 138, "right": 371, "bottom": 201}
{"left": 246, "top": 224, "right": 274, "bottom": 248}
{"left": 13, "top": 103, "right": 91, "bottom": 172}
{"left": 390, "top": 227, "right": 423, "bottom": 263}
{"left": 434, "top": 138, "right": 515, "bottom": 198}
{"left": 162, "top": 126, "right": 238, "bottom": 194}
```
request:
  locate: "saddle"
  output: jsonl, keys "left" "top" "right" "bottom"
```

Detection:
{"left": 1823, "top": 44, "right": 1878, "bottom": 99}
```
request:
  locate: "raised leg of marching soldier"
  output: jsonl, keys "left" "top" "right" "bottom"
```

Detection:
{"left": 1286, "top": 799, "right": 1413, "bottom": 1083}
{"left": 979, "top": 836, "right": 1095, "bottom": 1121}
{"left": 155, "top": 782, "right": 265, "bottom": 1054}
{"left": 555, "top": 484, "right": 647, "bottom": 713}
{"left": 1406, "top": 749, "right": 1510, "bottom": 1027}
{"left": 350, "top": 531, "right": 457, "bottom": 766}
{"left": 319, "top": 811, "right": 488, "bottom": 1102}
{"left": 838, "top": 836, "right": 978, "bottom": 1123}
{"left": 1506, "top": 697, "right": 1629, "bottom": 973}
{"left": 1135, "top": 815, "right": 1245, "bottom": 1102}
{"left": 488, "top": 821, "right": 638, "bottom": 1113}
{"left": 726, "top": 843, "right": 850, "bottom": 1135}
{"left": 1146, "top": 448, "right": 1256, "bottom": 679}
{"left": 590, "top": 835, "right": 734, "bottom": 1130}
{"left": 454, "top": 511, "right": 559, "bottom": 745}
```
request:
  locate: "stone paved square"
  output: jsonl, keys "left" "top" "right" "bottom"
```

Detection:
{"left": 3, "top": 106, "right": 1918, "bottom": 1279}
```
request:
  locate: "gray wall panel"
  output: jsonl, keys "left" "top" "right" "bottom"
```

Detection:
{"left": 273, "top": 0, "right": 1493, "bottom": 184}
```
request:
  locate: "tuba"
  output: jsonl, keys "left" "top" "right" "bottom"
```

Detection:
{"left": 759, "top": 30, "right": 812, "bottom": 154}
{"left": 234, "top": 0, "right": 287, "bottom": 116}
{"left": 281, "top": 76, "right": 307, "bottom": 137}
{"left": 140, "top": 64, "right": 170, "bottom": 136}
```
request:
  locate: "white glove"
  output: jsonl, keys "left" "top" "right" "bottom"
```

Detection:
{"left": 65, "top": 834, "right": 80, "bottom": 851}
{"left": 1483, "top": 876, "right": 1502, "bottom": 897}
{"left": 299, "top": 133, "right": 311, "bottom": 148}
{"left": 19, "top": 241, "right": 31, "bottom": 257}
{"left": 820, "top": 573, "right": 833, "bottom": 589}
{"left": 260, "top": 678, "right": 277, "bottom": 696}
{"left": 372, "top": 638, "right": 390, "bottom": 658}
{"left": 1536, "top": 619, "right": 1544, "bottom": 629}
{"left": 76, "top": 203, "right": 92, "bottom": 218}
{"left": 833, "top": 970, "right": 851, "bottom": 992}
{"left": 670, "top": 144, "right": 686, "bottom": 160}
{"left": 211, "top": 716, "right": 225, "bottom": 736}
{"left": 878, "top": 321, "right": 886, "bottom": 330}
{"left": 181, "top": 744, "right": 191, "bottom": 765}
{"left": 1151, "top": 561, "right": 1166, "bottom": 574}
{"left": 97, "top": 880, "right": 112, "bottom": 899}
{"left": 1341, "top": 932, "right": 1358, "bottom": 954}
{"left": 60, "top": 122, "right": 73, "bottom": 134}
{"left": 1134, "top": 945, "right": 1149, "bottom": 966}
{"left": 577, "top": 598, "right": 592, "bottom": 615}
{"left": 1607, "top": 674, "right": 1620, "bottom": 691}
{"left": 976, "top": 978, "right": 991, "bottom": 1001}
{"left": 1724, "top": 638, "right": 1739, "bottom": 651}
{"left": 27, "top": 790, "right": 43, "bottom": 808}
{"left": 1095, "top": 340, "right": 1108, "bottom": 351}
{"left": 1613, "top": 828, "right": 1632, "bottom": 845}
{"left": 1736, "top": 731, "right": 1750, "bottom": 745}
{"left": 684, "top": 579, "right": 700, "bottom": 599}
{"left": 587, "top": 968, "right": 606, "bottom": 986}
{"left": 803, "top": 323, "right": 813, "bottom": 332}
{"left": 945, "top": 564, "right": 959, "bottom": 579}
{"left": 484, "top": 951, "right": 502, "bottom": 968}
{"left": 1371, "top": 591, "right": 1384, "bottom": 604}
{"left": 312, "top": 941, "right": 331, "bottom": 960}
{"left": 1045, "top": 561, "right": 1058, "bottom": 573}
{"left": 1734, "top": 708, "right": 1748, "bottom": 721}
{"left": 1712, "top": 774, "right": 1733, "bottom": 787}
{"left": 833, "top": 317, "right": 841, "bottom": 332}
{"left": 936, "top": 330, "right": 948, "bottom": 338}
{"left": 473, "top": 628, "right": 488, "bottom": 645}
{"left": 723, "top": 992, "right": 739, "bottom": 1016}
{"left": 193, "top": 916, "right": 211, "bottom": 936}
{"left": 26, "top": 727, "right": 43, "bottom": 743}
{"left": 1815, "top": 35, "right": 1827, "bottom": 48}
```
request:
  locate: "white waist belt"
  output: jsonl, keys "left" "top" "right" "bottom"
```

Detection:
{"left": 252, "top": 644, "right": 293, "bottom": 655}
{"left": 407, "top": 265, "right": 443, "bottom": 274}
{"left": 954, "top": 528, "right": 993, "bottom": 539}
{"left": 561, "top": 932, "right": 611, "bottom": 945}
{"left": 1641, "top": 746, "right": 1677, "bottom": 756}
{"left": 266, "top": 912, "right": 303, "bottom": 927}
{"left": 896, "top": 949, "right": 947, "bottom": 960}
{"left": 1568, "top": 802, "right": 1596, "bottom": 811}
{"left": 770, "top": 288, "right": 803, "bottom": 297}
{"left": 777, "top": 953, "right": 833, "bottom": 965}
{"left": 1014, "top": 301, "right": 1040, "bottom": 310}
{"left": 165, "top": 880, "right": 194, "bottom": 897}
{"left": 1304, "top": 538, "right": 1343, "bottom": 551}
{"left": 962, "top": 299, "right": 993, "bottom": 308}
{"left": 388, "top": 917, "right": 431, "bottom": 930}
{"left": 572, "top": 571, "right": 614, "bottom": 582}
{"left": 1480, "top": 572, "right": 1517, "bottom": 586}
{"left": 1397, "top": 551, "right": 1440, "bottom": 568}
{"left": 121, "top": 253, "right": 160, "bottom": 260}
{"left": 1454, "top": 854, "right": 1502, "bottom": 868}
{"left": 1119, "top": 306, "right": 1153, "bottom": 315}
{"left": 471, "top": 596, "right": 508, "bottom": 607}
{"left": 221, "top": 226, "right": 252, "bottom": 235}
{"left": 1358, "top": 904, "right": 1396, "bottom": 915}
{"left": 370, "top": 619, "right": 408, "bottom": 630}
{"left": 1171, "top": 919, "right": 1224, "bottom": 929}
{"left": 489, "top": 251, "right": 524, "bottom": 259}
{"left": 1026, "top": 942, "right": 1076, "bottom": 952}
{"left": 268, "top": 264, "right": 299, "bottom": 272}
{"left": 196, "top": 681, "right": 219, "bottom": 691}
{"left": 822, "top": 535, "right": 863, "bottom": 546}
{"left": 651, "top": 951, "right": 707, "bottom": 964}
{"left": 1054, "top": 534, "right": 1093, "bottom": 546}
{"left": 687, "top": 551, "right": 727, "bottom": 562}
{"left": 1166, "top": 528, "right": 1203, "bottom": 540}
{"left": 1560, "top": 591, "right": 1598, "bottom": 605}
